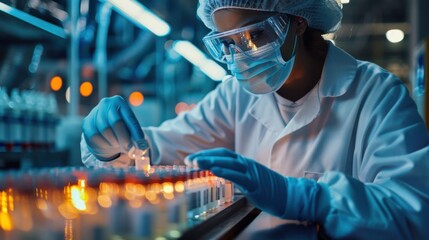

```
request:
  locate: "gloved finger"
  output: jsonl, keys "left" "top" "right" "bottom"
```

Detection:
{"left": 95, "top": 106, "right": 119, "bottom": 148}
{"left": 86, "top": 142, "right": 121, "bottom": 161}
{"left": 111, "top": 96, "right": 147, "bottom": 149}
{"left": 195, "top": 157, "right": 247, "bottom": 173}
{"left": 82, "top": 108, "right": 114, "bottom": 148}
{"left": 82, "top": 108, "right": 103, "bottom": 142}
{"left": 83, "top": 110, "right": 121, "bottom": 160}
{"left": 187, "top": 148, "right": 237, "bottom": 160}
{"left": 210, "top": 167, "right": 256, "bottom": 192}
{"left": 107, "top": 106, "right": 133, "bottom": 152}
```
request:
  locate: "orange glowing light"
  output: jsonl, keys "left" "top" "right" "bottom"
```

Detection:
{"left": 58, "top": 202, "right": 79, "bottom": 219}
{"left": 7, "top": 194, "right": 13, "bottom": 211}
{"left": 129, "top": 91, "right": 144, "bottom": 106}
{"left": 71, "top": 186, "right": 87, "bottom": 211}
{"left": 163, "top": 192, "right": 175, "bottom": 200}
{"left": 36, "top": 199, "right": 48, "bottom": 210}
{"left": 99, "top": 182, "right": 111, "bottom": 193}
{"left": 79, "top": 179, "right": 86, "bottom": 188}
{"left": 80, "top": 81, "right": 93, "bottom": 97}
{"left": 135, "top": 184, "right": 146, "bottom": 197}
{"left": 151, "top": 183, "right": 161, "bottom": 193}
{"left": 1, "top": 191, "right": 7, "bottom": 213}
{"left": 81, "top": 64, "right": 95, "bottom": 79}
{"left": 50, "top": 76, "right": 63, "bottom": 91}
{"left": 0, "top": 212, "right": 13, "bottom": 231}
{"left": 145, "top": 191, "right": 157, "bottom": 202}
{"left": 174, "top": 181, "right": 185, "bottom": 193}
{"left": 124, "top": 191, "right": 135, "bottom": 201}
{"left": 112, "top": 184, "right": 120, "bottom": 194}
{"left": 129, "top": 200, "right": 142, "bottom": 209}
{"left": 175, "top": 102, "right": 188, "bottom": 115}
{"left": 150, "top": 197, "right": 160, "bottom": 205}
{"left": 125, "top": 183, "right": 136, "bottom": 193}
{"left": 162, "top": 182, "right": 174, "bottom": 194}
{"left": 97, "top": 195, "right": 112, "bottom": 208}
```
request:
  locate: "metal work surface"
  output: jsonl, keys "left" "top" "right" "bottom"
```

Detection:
{"left": 236, "top": 212, "right": 318, "bottom": 240}
{"left": 181, "top": 195, "right": 260, "bottom": 240}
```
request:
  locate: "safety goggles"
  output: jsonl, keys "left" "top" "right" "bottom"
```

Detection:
{"left": 203, "top": 15, "right": 290, "bottom": 64}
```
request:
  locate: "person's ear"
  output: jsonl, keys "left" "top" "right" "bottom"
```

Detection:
{"left": 295, "top": 17, "right": 308, "bottom": 36}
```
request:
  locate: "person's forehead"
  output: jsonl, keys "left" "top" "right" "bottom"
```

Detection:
{"left": 212, "top": 8, "right": 275, "bottom": 32}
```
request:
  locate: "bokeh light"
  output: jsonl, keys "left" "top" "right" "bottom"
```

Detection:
{"left": 80, "top": 82, "right": 93, "bottom": 97}
{"left": 50, "top": 76, "right": 63, "bottom": 91}
{"left": 386, "top": 29, "right": 404, "bottom": 43}
{"left": 175, "top": 102, "right": 197, "bottom": 115}
{"left": 175, "top": 102, "right": 188, "bottom": 115}
{"left": 65, "top": 87, "right": 70, "bottom": 103}
{"left": 129, "top": 91, "right": 144, "bottom": 106}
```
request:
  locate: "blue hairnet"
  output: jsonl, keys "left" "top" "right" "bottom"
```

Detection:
{"left": 197, "top": 0, "right": 343, "bottom": 33}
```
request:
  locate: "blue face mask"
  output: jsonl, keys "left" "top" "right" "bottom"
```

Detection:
{"left": 227, "top": 35, "right": 297, "bottom": 95}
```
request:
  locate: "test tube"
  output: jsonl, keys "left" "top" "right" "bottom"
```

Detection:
{"left": 135, "top": 148, "right": 150, "bottom": 172}
{"left": 0, "top": 165, "right": 235, "bottom": 239}
{"left": 128, "top": 145, "right": 151, "bottom": 173}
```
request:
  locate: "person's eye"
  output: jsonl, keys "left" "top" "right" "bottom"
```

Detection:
{"left": 250, "top": 30, "right": 264, "bottom": 40}
{"left": 220, "top": 38, "right": 234, "bottom": 47}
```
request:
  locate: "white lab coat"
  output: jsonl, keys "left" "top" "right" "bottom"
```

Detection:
{"left": 81, "top": 43, "right": 429, "bottom": 239}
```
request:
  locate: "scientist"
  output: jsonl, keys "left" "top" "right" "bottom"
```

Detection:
{"left": 81, "top": 0, "right": 429, "bottom": 238}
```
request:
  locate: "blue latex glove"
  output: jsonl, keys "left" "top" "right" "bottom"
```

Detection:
{"left": 82, "top": 96, "right": 148, "bottom": 161}
{"left": 186, "top": 148, "right": 323, "bottom": 221}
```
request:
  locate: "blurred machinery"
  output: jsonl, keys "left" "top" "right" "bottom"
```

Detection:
{"left": 0, "top": 166, "right": 258, "bottom": 240}
{"left": 0, "top": 0, "right": 70, "bottom": 169}
{"left": 412, "top": 38, "right": 429, "bottom": 129}
{"left": 0, "top": 0, "right": 223, "bottom": 169}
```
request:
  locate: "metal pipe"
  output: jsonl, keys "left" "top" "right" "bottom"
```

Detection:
{"left": 68, "top": 0, "right": 80, "bottom": 117}
{"left": 95, "top": 1, "right": 112, "bottom": 100}
{"left": 156, "top": 38, "right": 167, "bottom": 120}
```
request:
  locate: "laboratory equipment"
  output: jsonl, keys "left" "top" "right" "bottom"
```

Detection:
{"left": 0, "top": 89, "right": 60, "bottom": 153}
{"left": 0, "top": 166, "right": 237, "bottom": 240}
{"left": 412, "top": 38, "right": 429, "bottom": 129}
{"left": 128, "top": 144, "right": 151, "bottom": 173}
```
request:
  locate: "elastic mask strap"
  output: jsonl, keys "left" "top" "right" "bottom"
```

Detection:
{"left": 227, "top": 45, "right": 236, "bottom": 64}
{"left": 290, "top": 34, "right": 298, "bottom": 58}
{"left": 278, "top": 35, "right": 297, "bottom": 65}
{"left": 281, "top": 17, "right": 291, "bottom": 43}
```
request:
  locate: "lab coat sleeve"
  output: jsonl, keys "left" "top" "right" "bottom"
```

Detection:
{"left": 314, "top": 75, "right": 429, "bottom": 239}
{"left": 143, "top": 80, "right": 236, "bottom": 165}
{"left": 81, "top": 79, "right": 236, "bottom": 167}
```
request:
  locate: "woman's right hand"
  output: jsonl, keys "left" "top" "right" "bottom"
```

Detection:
{"left": 82, "top": 95, "right": 147, "bottom": 161}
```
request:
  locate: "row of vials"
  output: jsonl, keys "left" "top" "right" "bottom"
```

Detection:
{"left": 0, "top": 88, "right": 60, "bottom": 152}
{"left": 0, "top": 166, "right": 234, "bottom": 240}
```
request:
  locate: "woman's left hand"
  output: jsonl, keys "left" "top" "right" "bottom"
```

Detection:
{"left": 186, "top": 148, "right": 289, "bottom": 217}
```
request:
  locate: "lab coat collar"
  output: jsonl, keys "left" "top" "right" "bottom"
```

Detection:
{"left": 248, "top": 42, "right": 358, "bottom": 133}
{"left": 249, "top": 93, "right": 286, "bottom": 131}
{"left": 319, "top": 42, "right": 358, "bottom": 97}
